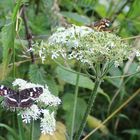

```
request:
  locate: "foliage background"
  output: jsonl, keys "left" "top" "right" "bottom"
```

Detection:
{"left": 0, "top": 0, "right": 140, "bottom": 140}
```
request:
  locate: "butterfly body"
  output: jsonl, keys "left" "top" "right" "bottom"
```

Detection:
{"left": 0, "top": 85, "right": 43, "bottom": 108}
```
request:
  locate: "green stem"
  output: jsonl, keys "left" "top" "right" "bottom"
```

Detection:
{"left": 12, "top": 0, "right": 22, "bottom": 78}
{"left": 70, "top": 66, "right": 81, "bottom": 140}
{"left": 74, "top": 78, "right": 101, "bottom": 140}
{"left": 12, "top": 0, "right": 22, "bottom": 21}
{"left": 17, "top": 115, "right": 24, "bottom": 140}
{"left": 30, "top": 120, "right": 34, "bottom": 140}
{"left": 12, "top": 1, "right": 23, "bottom": 140}
{"left": 11, "top": 31, "right": 15, "bottom": 81}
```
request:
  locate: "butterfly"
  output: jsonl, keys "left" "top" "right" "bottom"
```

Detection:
{"left": 0, "top": 85, "right": 43, "bottom": 108}
{"left": 87, "top": 18, "right": 112, "bottom": 32}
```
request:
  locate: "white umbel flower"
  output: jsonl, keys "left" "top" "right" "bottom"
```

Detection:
{"left": 12, "top": 78, "right": 43, "bottom": 90}
{"left": 39, "top": 25, "right": 131, "bottom": 67}
{"left": 48, "top": 25, "right": 93, "bottom": 47}
{"left": 18, "top": 104, "right": 41, "bottom": 123}
{"left": 37, "top": 85, "right": 61, "bottom": 106}
{"left": 40, "top": 110, "right": 56, "bottom": 135}
{"left": 12, "top": 78, "right": 27, "bottom": 89}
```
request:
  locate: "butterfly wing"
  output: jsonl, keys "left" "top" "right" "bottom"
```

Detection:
{"left": 4, "top": 94, "right": 19, "bottom": 107}
{"left": 0, "top": 85, "right": 19, "bottom": 107}
{"left": 18, "top": 98, "right": 34, "bottom": 108}
{"left": 0, "top": 85, "right": 14, "bottom": 96}
{"left": 19, "top": 87, "right": 43, "bottom": 107}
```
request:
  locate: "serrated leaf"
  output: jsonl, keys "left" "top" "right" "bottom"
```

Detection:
{"left": 29, "top": 64, "right": 46, "bottom": 84}
{"left": 46, "top": 75, "right": 59, "bottom": 96}
{"left": 29, "top": 64, "right": 58, "bottom": 95}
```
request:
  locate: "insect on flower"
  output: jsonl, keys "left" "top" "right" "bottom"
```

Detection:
{"left": 0, "top": 85, "right": 43, "bottom": 108}
{"left": 87, "top": 18, "right": 112, "bottom": 32}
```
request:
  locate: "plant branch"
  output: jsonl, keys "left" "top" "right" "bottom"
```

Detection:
{"left": 21, "top": 5, "right": 35, "bottom": 63}
{"left": 74, "top": 78, "right": 101, "bottom": 140}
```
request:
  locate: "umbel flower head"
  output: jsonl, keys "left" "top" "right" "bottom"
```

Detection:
{"left": 4, "top": 79, "right": 61, "bottom": 135}
{"left": 35, "top": 25, "right": 139, "bottom": 67}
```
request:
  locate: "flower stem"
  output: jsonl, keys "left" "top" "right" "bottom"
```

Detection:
{"left": 17, "top": 115, "right": 24, "bottom": 140}
{"left": 70, "top": 66, "right": 81, "bottom": 140}
{"left": 74, "top": 78, "right": 101, "bottom": 140}
{"left": 30, "top": 120, "right": 34, "bottom": 140}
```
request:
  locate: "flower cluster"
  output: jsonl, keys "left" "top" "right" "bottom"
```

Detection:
{"left": 35, "top": 25, "right": 140, "bottom": 68}
{"left": 12, "top": 79, "right": 61, "bottom": 135}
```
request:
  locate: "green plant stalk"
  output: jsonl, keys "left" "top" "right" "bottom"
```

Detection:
{"left": 12, "top": 0, "right": 22, "bottom": 21}
{"left": 17, "top": 115, "right": 24, "bottom": 140}
{"left": 70, "top": 67, "right": 81, "bottom": 140}
{"left": 30, "top": 120, "right": 34, "bottom": 140}
{"left": 74, "top": 78, "right": 101, "bottom": 140}
{"left": 12, "top": 1, "right": 23, "bottom": 139}
{"left": 12, "top": 1, "right": 24, "bottom": 140}
{"left": 12, "top": 0, "right": 22, "bottom": 78}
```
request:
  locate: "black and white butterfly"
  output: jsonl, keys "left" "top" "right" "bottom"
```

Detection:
{"left": 0, "top": 85, "right": 43, "bottom": 108}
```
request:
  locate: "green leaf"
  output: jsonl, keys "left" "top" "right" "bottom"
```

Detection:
{"left": 118, "top": 114, "right": 130, "bottom": 121}
{"left": 0, "top": 123, "right": 19, "bottom": 140}
{"left": 76, "top": 0, "right": 95, "bottom": 8}
{"left": 56, "top": 66, "right": 94, "bottom": 89}
{"left": 1, "top": 22, "right": 15, "bottom": 80}
{"left": 107, "top": 66, "right": 122, "bottom": 88}
{"left": 0, "top": 0, "right": 22, "bottom": 80}
{"left": 29, "top": 64, "right": 58, "bottom": 96}
{"left": 62, "top": 93, "right": 87, "bottom": 134}
{"left": 61, "top": 12, "right": 90, "bottom": 24}
{"left": 29, "top": 64, "right": 47, "bottom": 84}
{"left": 123, "top": 129, "right": 140, "bottom": 135}
{"left": 94, "top": 3, "right": 107, "bottom": 17}
{"left": 127, "top": 62, "right": 138, "bottom": 73}
{"left": 45, "top": 75, "right": 59, "bottom": 96}
{"left": 56, "top": 66, "right": 110, "bottom": 102}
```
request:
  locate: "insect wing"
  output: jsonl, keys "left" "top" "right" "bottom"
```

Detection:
{"left": 19, "top": 87, "right": 43, "bottom": 99}
{"left": 4, "top": 94, "right": 19, "bottom": 107}
{"left": 19, "top": 98, "right": 34, "bottom": 108}
{"left": 19, "top": 87, "right": 43, "bottom": 107}
{"left": 0, "top": 85, "right": 15, "bottom": 96}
